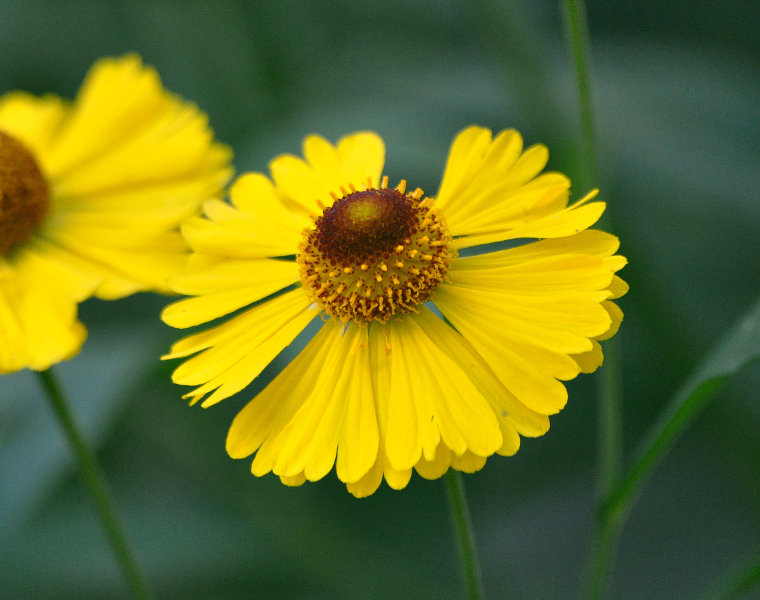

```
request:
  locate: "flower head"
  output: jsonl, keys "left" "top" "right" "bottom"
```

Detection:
{"left": 0, "top": 55, "right": 232, "bottom": 373}
{"left": 162, "top": 127, "right": 627, "bottom": 497}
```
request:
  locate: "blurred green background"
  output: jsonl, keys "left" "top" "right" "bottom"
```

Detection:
{"left": 1, "top": 1, "right": 759, "bottom": 598}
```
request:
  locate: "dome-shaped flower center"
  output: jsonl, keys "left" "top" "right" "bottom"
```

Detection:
{"left": 0, "top": 131, "right": 49, "bottom": 256}
{"left": 297, "top": 177, "right": 453, "bottom": 323}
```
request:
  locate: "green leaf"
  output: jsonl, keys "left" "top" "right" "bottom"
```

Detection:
{"left": 603, "top": 295, "right": 760, "bottom": 524}
{"left": 696, "top": 550, "right": 760, "bottom": 600}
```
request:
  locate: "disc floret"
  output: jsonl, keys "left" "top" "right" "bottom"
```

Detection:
{"left": 297, "top": 177, "right": 453, "bottom": 323}
{"left": 0, "top": 131, "right": 49, "bottom": 256}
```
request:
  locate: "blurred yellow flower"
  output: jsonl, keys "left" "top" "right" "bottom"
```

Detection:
{"left": 0, "top": 55, "right": 232, "bottom": 373}
{"left": 162, "top": 126, "right": 627, "bottom": 497}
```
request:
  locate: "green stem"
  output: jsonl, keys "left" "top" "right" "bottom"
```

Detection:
{"left": 561, "top": 2, "right": 624, "bottom": 598}
{"left": 585, "top": 504, "right": 624, "bottom": 600}
{"left": 37, "top": 368, "right": 153, "bottom": 600}
{"left": 561, "top": 0, "right": 598, "bottom": 193}
{"left": 597, "top": 295, "right": 760, "bottom": 599}
{"left": 601, "top": 377, "right": 724, "bottom": 526}
{"left": 445, "top": 470, "right": 485, "bottom": 600}
{"left": 696, "top": 551, "right": 760, "bottom": 600}
{"left": 585, "top": 335, "right": 624, "bottom": 600}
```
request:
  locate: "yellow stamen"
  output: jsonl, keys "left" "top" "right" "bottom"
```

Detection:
{"left": 296, "top": 178, "right": 454, "bottom": 323}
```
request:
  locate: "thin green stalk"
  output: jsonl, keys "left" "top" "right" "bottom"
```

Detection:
{"left": 445, "top": 470, "right": 485, "bottom": 600}
{"left": 601, "top": 378, "right": 723, "bottom": 526}
{"left": 696, "top": 551, "right": 760, "bottom": 600}
{"left": 37, "top": 368, "right": 153, "bottom": 600}
{"left": 594, "top": 294, "right": 760, "bottom": 600}
{"left": 560, "top": 1, "right": 624, "bottom": 598}
{"left": 585, "top": 506, "right": 624, "bottom": 600}
{"left": 561, "top": 0, "right": 599, "bottom": 194}
{"left": 602, "top": 294, "right": 760, "bottom": 525}
{"left": 585, "top": 334, "right": 624, "bottom": 600}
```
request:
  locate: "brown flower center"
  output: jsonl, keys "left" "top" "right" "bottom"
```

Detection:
{"left": 297, "top": 177, "right": 454, "bottom": 323}
{"left": 0, "top": 131, "right": 49, "bottom": 256}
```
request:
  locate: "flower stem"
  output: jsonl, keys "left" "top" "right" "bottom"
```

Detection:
{"left": 585, "top": 339, "right": 624, "bottom": 600}
{"left": 561, "top": 0, "right": 598, "bottom": 192}
{"left": 445, "top": 469, "right": 485, "bottom": 600}
{"left": 696, "top": 549, "right": 760, "bottom": 600}
{"left": 37, "top": 368, "right": 153, "bottom": 600}
{"left": 560, "top": 1, "right": 625, "bottom": 598}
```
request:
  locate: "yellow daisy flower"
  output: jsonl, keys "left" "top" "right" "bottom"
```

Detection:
{"left": 0, "top": 55, "right": 232, "bottom": 373}
{"left": 162, "top": 126, "right": 627, "bottom": 498}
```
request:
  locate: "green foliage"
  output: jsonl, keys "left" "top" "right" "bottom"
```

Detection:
{"left": 606, "top": 297, "right": 760, "bottom": 526}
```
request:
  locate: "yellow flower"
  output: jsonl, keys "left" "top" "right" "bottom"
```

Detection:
{"left": 162, "top": 127, "right": 627, "bottom": 497}
{"left": 0, "top": 55, "right": 232, "bottom": 373}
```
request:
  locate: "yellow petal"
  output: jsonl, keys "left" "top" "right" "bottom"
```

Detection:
{"left": 10, "top": 55, "right": 234, "bottom": 299}
{"left": 436, "top": 126, "right": 511, "bottom": 215}
{"left": 597, "top": 300, "right": 624, "bottom": 341}
{"left": 167, "top": 288, "right": 317, "bottom": 407}
{"left": 162, "top": 259, "right": 299, "bottom": 328}
{"left": 383, "top": 465, "right": 413, "bottom": 490}
{"left": 270, "top": 323, "right": 379, "bottom": 483}
{"left": 181, "top": 214, "right": 295, "bottom": 260}
{"left": 434, "top": 272, "right": 623, "bottom": 416}
{"left": 302, "top": 135, "right": 342, "bottom": 179}
{"left": 46, "top": 227, "right": 190, "bottom": 297}
{"left": 227, "top": 320, "right": 335, "bottom": 462}
{"left": 346, "top": 457, "right": 384, "bottom": 498}
{"left": 45, "top": 55, "right": 231, "bottom": 183}
{"left": 448, "top": 253, "right": 615, "bottom": 297}
{"left": 0, "top": 92, "right": 68, "bottom": 160}
{"left": 572, "top": 340, "right": 604, "bottom": 374}
{"left": 226, "top": 173, "right": 309, "bottom": 250}
{"left": 180, "top": 175, "right": 309, "bottom": 260}
{"left": 269, "top": 132, "right": 384, "bottom": 214}
{"left": 336, "top": 327, "right": 381, "bottom": 484}
{"left": 0, "top": 248, "right": 95, "bottom": 373}
{"left": 436, "top": 126, "right": 581, "bottom": 243}
{"left": 267, "top": 153, "right": 328, "bottom": 215}
{"left": 497, "top": 421, "right": 521, "bottom": 456}
{"left": 434, "top": 285, "right": 573, "bottom": 414}
{"left": 448, "top": 179, "right": 570, "bottom": 237}
{"left": 233, "top": 320, "right": 378, "bottom": 487}
{"left": 608, "top": 275, "right": 629, "bottom": 299}
{"left": 53, "top": 105, "right": 230, "bottom": 196}
{"left": 411, "top": 306, "right": 549, "bottom": 438}
{"left": 335, "top": 132, "right": 385, "bottom": 190}
{"left": 382, "top": 321, "right": 435, "bottom": 470}
{"left": 436, "top": 282, "right": 611, "bottom": 354}
{"left": 366, "top": 324, "right": 420, "bottom": 493}
{"left": 451, "top": 452, "right": 487, "bottom": 473}
{"left": 279, "top": 473, "right": 307, "bottom": 487}
{"left": 414, "top": 444, "right": 453, "bottom": 480}
{"left": 454, "top": 230, "right": 621, "bottom": 269}
{"left": 43, "top": 55, "right": 163, "bottom": 175}
{"left": 454, "top": 204, "right": 606, "bottom": 250}
{"left": 271, "top": 378, "right": 342, "bottom": 481}
{"left": 168, "top": 257, "right": 298, "bottom": 296}
{"left": 244, "top": 321, "right": 370, "bottom": 480}
{"left": 407, "top": 316, "right": 503, "bottom": 458}
{"left": 3, "top": 56, "right": 234, "bottom": 301}
{"left": 381, "top": 314, "right": 502, "bottom": 470}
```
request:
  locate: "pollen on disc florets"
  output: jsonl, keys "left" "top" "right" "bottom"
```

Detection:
{"left": 297, "top": 176, "right": 454, "bottom": 324}
{"left": 0, "top": 131, "right": 50, "bottom": 256}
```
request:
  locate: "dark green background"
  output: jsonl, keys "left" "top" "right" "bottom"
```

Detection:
{"left": 1, "top": 1, "right": 759, "bottom": 598}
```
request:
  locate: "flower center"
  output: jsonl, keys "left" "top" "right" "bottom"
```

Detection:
{"left": 0, "top": 131, "right": 50, "bottom": 256}
{"left": 297, "top": 177, "right": 454, "bottom": 324}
